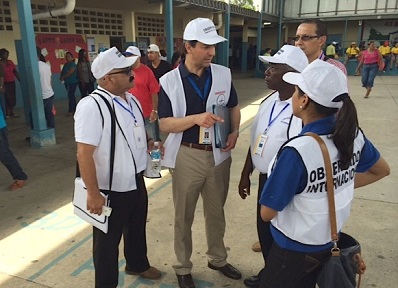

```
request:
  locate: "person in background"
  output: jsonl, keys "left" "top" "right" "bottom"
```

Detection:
{"left": 171, "top": 51, "right": 182, "bottom": 69}
{"left": 263, "top": 48, "right": 272, "bottom": 56}
{"left": 259, "top": 59, "right": 390, "bottom": 288}
{"left": 379, "top": 40, "right": 391, "bottom": 72}
{"left": 239, "top": 45, "right": 308, "bottom": 288}
{"left": 77, "top": 49, "right": 95, "bottom": 98}
{"left": 36, "top": 47, "right": 55, "bottom": 129}
{"left": 124, "top": 46, "right": 160, "bottom": 141}
{"left": 294, "top": 19, "right": 346, "bottom": 74}
{"left": 159, "top": 49, "right": 167, "bottom": 61}
{"left": 357, "top": 41, "right": 383, "bottom": 98}
{"left": 158, "top": 17, "right": 241, "bottom": 288}
{"left": 325, "top": 41, "right": 337, "bottom": 59}
{"left": 0, "top": 48, "right": 21, "bottom": 118}
{"left": 390, "top": 42, "right": 398, "bottom": 70}
{"left": 60, "top": 51, "right": 78, "bottom": 115}
{"left": 344, "top": 42, "right": 360, "bottom": 65}
{"left": 0, "top": 63, "right": 27, "bottom": 191}
{"left": 75, "top": 47, "right": 161, "bottom": 288}
{"left": 147, "top": 44, "right": 172, "bottom": 82}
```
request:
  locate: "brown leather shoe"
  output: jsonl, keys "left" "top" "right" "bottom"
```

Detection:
{"left": 125, "top": 266, "right": 161, "bottom": 280}
{"left": 252, "top": 241, "right": 262, "bottom": 252}
{"left": 176, "top": 274, "right": 195, "bottom": 288}
{"left": 9, "top": 179, "right": 26, "bottom": 191}
{"left": 208, "top": 262, "right": 242, "bottom": 280}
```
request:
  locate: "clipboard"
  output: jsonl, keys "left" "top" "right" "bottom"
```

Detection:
{"left": 212, "top": 105, "right": 231, "bottom": 148}
{"left": 73, "top": 177, "right": 109, "bottom": 233}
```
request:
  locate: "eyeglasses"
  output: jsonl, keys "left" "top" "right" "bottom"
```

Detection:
{"left": 108, "top": 66, "right": 132, "bottom": 76}
{"left": 294, "top": 35, "right": 321, "bottom": 42}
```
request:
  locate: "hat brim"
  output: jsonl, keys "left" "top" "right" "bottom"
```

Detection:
{"left": 114, "top": 55, "right": 138, "bottom": 70}
{"left": 258, "top": 55, "right": 287, "bottom": 64}
{"left": 185, "top": 35, "right": 227, "bottom": 45}
{"left": 282, "top": 72, "right": 308, "bottom": 93}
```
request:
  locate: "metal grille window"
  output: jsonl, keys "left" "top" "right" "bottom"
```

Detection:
{"left": 0, "top": 0, "right": 12, "bottom": 31}
{"left": 74, "top": 9, "right": 123, "bottom": 36}
{"left": 137, "top": 15, "right": 164, "bottom": 37}
{"left": 31, "top": 2, "right": 68, "bottom": 33}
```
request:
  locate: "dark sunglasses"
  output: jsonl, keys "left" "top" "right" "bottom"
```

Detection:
{"left": 294, "top": 35, "right": 321, "bottom": 42}
{"left": 108, "top": 66, "right": 132, "bottom": 76}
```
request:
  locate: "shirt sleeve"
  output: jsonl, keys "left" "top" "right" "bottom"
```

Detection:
{"left": 259, "top": 147, "right": 308, "bottom": 211}
{"left": 74, "top": 97, "right": 103, "bottom": 146}
{"left": 147, "top": 69, "right": 160, "bottom": 94}
{"left": 226, "top": 82, "right": 238, "bottom": 108}
{"left": 356, "top": 135, "right": 381, "bottom": 173}
{"left": 158, "top": 87, "right": 173, "bottom": 118}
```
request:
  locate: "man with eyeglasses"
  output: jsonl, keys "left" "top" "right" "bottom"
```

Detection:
{"left": 74, "top": 47, "right": 161, "bottom": 287}
{"left": 295, "top": 19, "right": 347, "bottom": 75}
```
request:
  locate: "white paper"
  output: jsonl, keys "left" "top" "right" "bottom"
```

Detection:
{"left": 73, "top": 178, "right": 109, "bottom": 233}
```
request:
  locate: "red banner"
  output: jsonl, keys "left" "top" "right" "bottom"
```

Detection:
{"left": 35, "top": 34, "right": 88, "bottom": 73}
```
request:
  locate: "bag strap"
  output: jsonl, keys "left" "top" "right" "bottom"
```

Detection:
{"left": 305, "top": 133, "right": 339, "bottom": 247}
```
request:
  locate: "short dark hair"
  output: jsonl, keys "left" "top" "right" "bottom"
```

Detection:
{"left": 300, "top": 19, "right": 327, "bottom": 36}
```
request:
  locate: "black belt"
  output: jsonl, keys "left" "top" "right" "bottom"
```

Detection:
{"left": 181, "top": 142, "right": 213, "bottom": 151}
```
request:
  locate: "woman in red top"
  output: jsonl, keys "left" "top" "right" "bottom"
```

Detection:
{"left": 0, "top": 49, "right": 21, "bottom": 118}
{"left": 357, "top": 41, "right": 382, "bottom": 98}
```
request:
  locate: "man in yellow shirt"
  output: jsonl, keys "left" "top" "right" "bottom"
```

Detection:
{"left": 326, "top": 41, "right": 337, "bottom": 59}
{"left": 379, "top": 41, "right": 391, "bottom": 72}
{"left": 344, "top": 41, "right": 360, "bottom": 65}
{"left": 391, "top": 42, "right": 398, "bottom": 69}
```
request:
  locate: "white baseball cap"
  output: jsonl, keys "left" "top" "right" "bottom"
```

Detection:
{"left": 147, "top": 44, "right": 160, "bottom": 54}
{"left": 91, "top": 47, "right": 138, "bottom": 79}
{"left": 332, "top": 41, "right": 338, "bottom": 45}
{"left": 282, "top": 59, "right": 348, "bottom": 109}
{"left": 258, "top": 45, "right": 308, "bottom": 72}
{"left": 183, "top": 17, "right": 227, "bottom": 45}
{"left": 124, "top": 46, "right": 141, "bottom": 57}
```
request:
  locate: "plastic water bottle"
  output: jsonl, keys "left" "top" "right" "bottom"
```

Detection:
{"left": 150, "top": 141, "right": 161, "bottom": 173}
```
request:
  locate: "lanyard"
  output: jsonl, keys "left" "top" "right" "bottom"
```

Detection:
{"left": 113, "top": 98, "right": 138, "bottom": 126}
{"left": 264, "top": 101, "right": 290, "bottom": 134}
{"left": 187, "top": 74, "right": 211, "bottom": 101}
{"left": 318, "top": 52, "right": 326, "bottom": 60}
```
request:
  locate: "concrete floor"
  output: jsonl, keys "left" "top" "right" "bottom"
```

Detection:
{"left": 0, "top": 73, "right": 397, "bottom": 288}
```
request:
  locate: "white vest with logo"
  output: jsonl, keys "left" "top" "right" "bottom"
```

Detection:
{"left": 159, "top": 64, "right": 232, "bottom": 168}
{"left": 270, "top": 132, "right": 365, "bottom": 245}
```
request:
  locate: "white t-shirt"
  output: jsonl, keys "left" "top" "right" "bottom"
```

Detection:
{"left": 38, "top": 61, "right": 54, "bottom": 99}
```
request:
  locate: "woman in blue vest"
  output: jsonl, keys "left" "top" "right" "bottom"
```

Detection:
{"left": 259, "top": 59, "right": 390, "bottom": 288}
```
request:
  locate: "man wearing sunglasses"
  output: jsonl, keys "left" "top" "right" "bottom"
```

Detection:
{"left": 295, "top": 19, "right": 347, "bottom": 75}
{"left": 74, "top": 47, "right": 161, "bottom": 287}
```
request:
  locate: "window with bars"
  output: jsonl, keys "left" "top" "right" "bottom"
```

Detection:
{"left": 0, "top": 0, "right": 12, "bottom": 31}
{"left": 137, "top": 15, "right": 165, "bottom": 37}
{"left": 31, "top": 2, "right": 68, "bottom": 33}
{"left": 74, "top": 8, "right": 123, "bottom": 36}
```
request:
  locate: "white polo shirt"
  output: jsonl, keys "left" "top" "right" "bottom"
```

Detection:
{"left": 74, "top": 87, "right": 147, "bottom": 192}
{"left": 38, "top": 61, "right": 54, "bottom": 99}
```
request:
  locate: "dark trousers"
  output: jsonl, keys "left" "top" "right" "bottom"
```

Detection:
{"left": 0, "top": 127, "right": 27, "bottom": 181}
{"left": 78, "top": 81, "right": 95, "bottom": 98}
{"left": 4, "top": 81, "right": 16, "bottom": 115}
{"left": 64, "top": 83, "right": 78, "bottom": 113}
{"left": 257, "top": 173, "right": 273, "bottom": 265}
{"left": 93, "top": 174, "right": 150, "bottom": 288}
{"left": 43, "top": 96, "right": 55, "bottom": 128}
{"left": 260, "top": 242, "right": 330, "bottom": 288}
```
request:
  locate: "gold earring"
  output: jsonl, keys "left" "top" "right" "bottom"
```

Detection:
{"left": 300, "top": 105, "right": 303, "bottom": 109}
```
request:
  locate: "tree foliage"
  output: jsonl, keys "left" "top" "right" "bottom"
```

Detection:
{"left": 230, "top": 0, "right": 256, "bottom": 10}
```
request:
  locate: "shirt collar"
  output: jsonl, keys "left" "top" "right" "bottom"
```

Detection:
{"left": 178, "top": 58, "right": 211, "bottom": 79}
{"left": 300, "top": 115, "right": 336, "bottom": 136}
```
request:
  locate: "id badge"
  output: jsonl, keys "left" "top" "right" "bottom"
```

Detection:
{"left": 254, "top": 134, "right": 268, "bottom": 156}
{"left": 199, "top": 126, "right": 211, "bottom": 144}
{"left": 133, "top": 126, "right": 146, "bottom": 149}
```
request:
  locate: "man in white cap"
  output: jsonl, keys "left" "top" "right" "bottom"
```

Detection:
{"left": 239, "top": 45, "right": 308, "bottom": 288}
{"left": 158, "top": 17, "right": 241, "bottom": 288}
{"left": 147, "top": 43, "right": 172, "bottom": 82}
{"left": 124, "top": 46, "right": 161, "bottom": 141}
{"left": 326, "top": 41, "right": 337, "bottom": 59}
{"left": 74, "top": 47, "right": 161, "bottom": 287}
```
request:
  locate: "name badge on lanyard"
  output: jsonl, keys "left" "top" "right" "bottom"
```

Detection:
{"left": 133, "top": 126, "right": 146, "bottom": 149}
{"left": 253, "top": 101, "right": 289, "bottom": 157}
{"left": 199, "top": 126, "right": 211, "bottom": 144}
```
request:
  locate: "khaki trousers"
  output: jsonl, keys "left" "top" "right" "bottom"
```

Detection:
{"left": 171, "top": 145, "right": 232, "bottom": 275}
